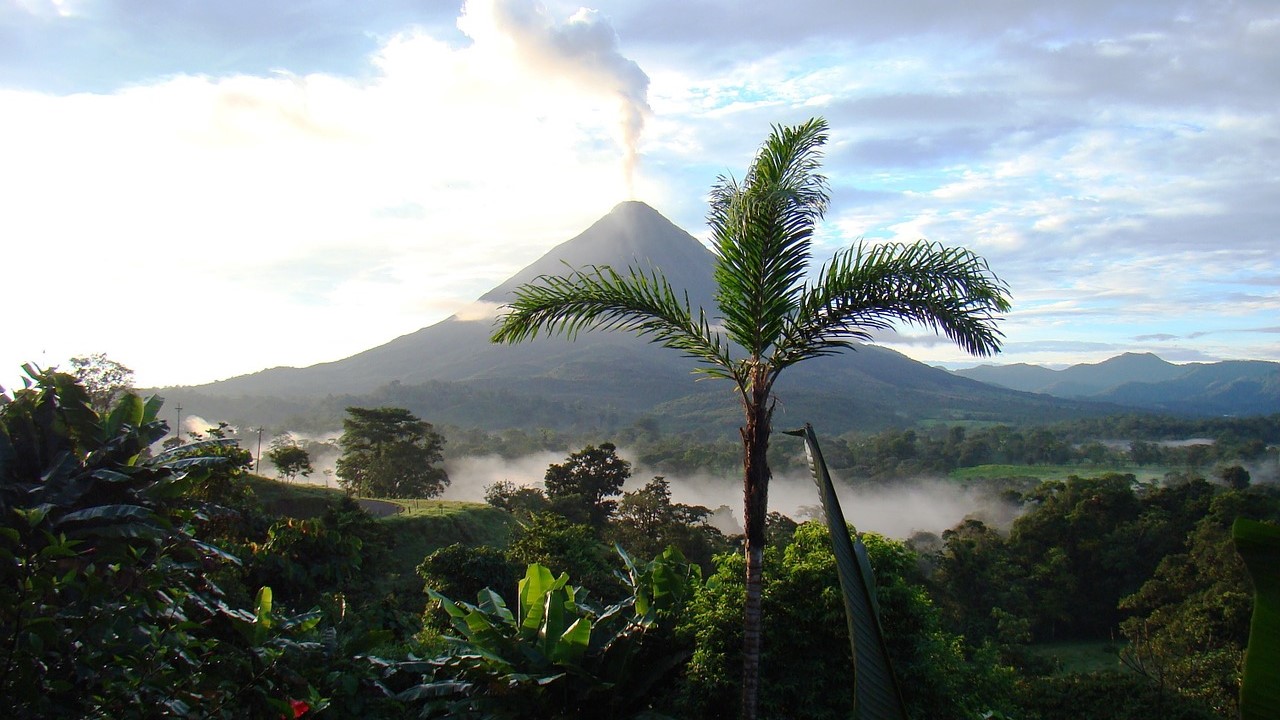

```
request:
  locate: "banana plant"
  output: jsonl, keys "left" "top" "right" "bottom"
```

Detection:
{"left": 1234, "top": 517, "right": 1280, "bottom": 720}
{"left": 429, "top": 563, "right": 596, "bottom": 677}
{"left": 786, "top": 423, "right": 908, "bottom": 720}
{"left": 400, "top": 545, "right": 696, "bottom": 718}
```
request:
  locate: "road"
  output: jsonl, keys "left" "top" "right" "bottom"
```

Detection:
{"left": 356, "top": 498, "right": 403, "bottom": 517}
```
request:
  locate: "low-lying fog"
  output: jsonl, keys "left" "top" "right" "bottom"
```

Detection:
{"left": 436, "top": 449, "right": 1025, "bottom": 539}
{"left": 249, "top": 434, "right": 1277, "bottom": 540}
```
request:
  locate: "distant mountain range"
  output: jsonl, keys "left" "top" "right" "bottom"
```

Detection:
{"left": 152, "top": 202, "right": 1272, "bottom": 436}
{"left": 951, "top": 353, "right": 1280, "bottom": 416}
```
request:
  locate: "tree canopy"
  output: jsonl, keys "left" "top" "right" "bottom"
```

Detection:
{"left": 68, "top": 352, "right": 134, "bottom": 414}
{"left": 267, "top": 438, "right": 314, "bottom": 483}
{"left": 543, "top": 441, "right": 631, "bottom": 526}
{"left": 336, "top": 406, "right": 448, "bottom": 498}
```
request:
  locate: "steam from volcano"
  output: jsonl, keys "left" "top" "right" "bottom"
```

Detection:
{"left": 460, "top": 0, "right": 650, "bottom": 197}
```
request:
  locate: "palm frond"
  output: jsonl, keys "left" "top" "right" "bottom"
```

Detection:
{"left": 773, "top": 240, "right": 1011, "bottom": 369}
{"left": 1234, "top": 518, "right": 1280, "bottom": 720}
{"left": 490, "top": 264, "right": 739, "bottom": 383}
{"left": 786, "top": 424, "right": 910, "bottom": 720}
{"left": 708, "top": 118, "right": 831, "bottom": 356}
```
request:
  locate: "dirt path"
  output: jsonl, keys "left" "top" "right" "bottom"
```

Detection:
{"left": 356, "top": 498, "right": 404, "bottom": 517}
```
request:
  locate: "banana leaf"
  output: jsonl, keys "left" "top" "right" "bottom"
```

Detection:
{"left": 786, "top": 423, "right": 908, "bottom": 720}
{"left": 1234, "top": 517, "right": 1280, "bottom": 720}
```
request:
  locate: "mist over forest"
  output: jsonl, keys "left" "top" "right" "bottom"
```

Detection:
{"left": 258, "top": 413, "right": 1278, "bottom": 542}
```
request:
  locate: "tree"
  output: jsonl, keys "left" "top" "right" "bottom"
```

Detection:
{"left": 267, "top": 435, "right": 314, "bottom": 483}
{"left": 933, "top": 518, "right": 1027, "bottom": 643}
{"left": 1234, "top": 518, "right": 1280, "bottom": 720}
{"left": 1221, "top": 464, "right": 1251, "bottom": 490}
{"left": 68, "top": 352, "right": 134, "bottom": 414}
{"left": 335, "top": 406, "right": 449, "bottom": 498}
{"left": 1119, "top": 490, "right": 1280, "bottom": 717}
{"left": 484, "top": 479, "right": 551, "bottom": 516}
{"left": 506, "top": 512, "right": 620, "bottom": 595}
{"left": 678, "top": 524, "right": 1018, "bottom": 719}
{"left": 614, "top": 476, "right": 727, "bottom": 570}
{"left": 491, "top": 117, "right": 1009, "bottom": 719}
{"left": 544, "top": 442, "right": 631, "bottom": 526}
{"left": 1006, "top": 474, "right": 1151, "bottom": 639}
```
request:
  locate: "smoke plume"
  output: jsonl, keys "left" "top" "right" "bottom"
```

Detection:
{"left": 460, "top": 0, "right": 651, "bottom": 197}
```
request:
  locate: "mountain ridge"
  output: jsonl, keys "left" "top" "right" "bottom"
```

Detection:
{"left": 152, "top": 202, "right": 1150, "bottom": 433}
{"left": 951, "top": 353, "right": 1280, "bottom": 416}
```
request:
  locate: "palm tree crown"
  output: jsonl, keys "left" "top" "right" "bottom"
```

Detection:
{"left": 492, "top": 117, "right": 1009, "bottom": 411}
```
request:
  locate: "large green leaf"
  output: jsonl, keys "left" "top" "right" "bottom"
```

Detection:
{"left": 101, "top": 393, "right": 143, "bottom": 441}
{"left": 477, "top": 587, "right": 515, "bottom": 626}
{"left": 787, "top": 423, "right": 908, "bottom": 720}
{"left": 1234, "top": 518, "right": 1280, "bottom": 720}
{"left": 541, "top": 583, "right": 573, "bottom": 657}
{"left": 551, "top": 616, "right": 592, "bottom": 665}
{"left": 518, "top": 563, "right": 558, "bottom": 634}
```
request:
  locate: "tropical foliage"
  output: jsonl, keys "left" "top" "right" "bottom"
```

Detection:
{"left": 788, "top": 423, "right": 907, "bottom": 719}
{"left": 0, "top": 367, "right": 328, "bottom": 718}
{"left": 483, "top": 445, "right": 730, "bottom": 582}
{"left": 68, "top": 352, "right": 135, "bottom": 414}
{"left": 399, "top": 546, "right": 698, "bottom": 719}
{"left": 678, "top": 523, "right": 1018, "bottom": 720}
{"left": 6, "top": 359, "right": 1276, "bottom": 718}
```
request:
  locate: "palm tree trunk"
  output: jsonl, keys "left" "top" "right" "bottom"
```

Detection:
{"left": 740, "top": 382, "right": 772, "bottom": 720}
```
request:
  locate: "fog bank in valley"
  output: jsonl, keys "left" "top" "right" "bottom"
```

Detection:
{"left": 438, "top": 449, "right": 1023, "bottom": 539}
{"left": 269, "top": 440, "right": 1275, "bottom": 539}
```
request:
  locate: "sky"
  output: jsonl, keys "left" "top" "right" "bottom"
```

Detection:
{"left": 3, "top": 0, "right": 1278, "bottom": 390}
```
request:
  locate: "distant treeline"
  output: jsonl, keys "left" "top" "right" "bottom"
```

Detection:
{"left": 438, "top": 413, "right": 1280, "bottom": 481}
{"left": 832, "top": 414, "right": 1278, "bottom": 481}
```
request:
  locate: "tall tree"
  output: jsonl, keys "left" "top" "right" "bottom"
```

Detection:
{"left": 543, "top": 442, "right": 631, "bottom": 526}
{"left": 336, "top": 407, "right": 449, "bottom": 498}
{"left": 68, "top": 353, "right": 134, "bottom": 415}
{"left": 491, "top": 117, "right": 1010, "bottom": 719}
{"left": 267, "top": 439, "right": 314, "bottom": 483}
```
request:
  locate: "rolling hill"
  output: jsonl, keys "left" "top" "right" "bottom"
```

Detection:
{"left": 953, "top": 353, "right": 1280, "bottom": 416}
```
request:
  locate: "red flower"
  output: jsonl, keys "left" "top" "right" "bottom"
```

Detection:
{"left": 289, "top": 699, "right": 310, "bottom": 718}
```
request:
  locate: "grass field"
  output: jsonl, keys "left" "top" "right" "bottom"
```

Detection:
{"left": 246, "top": 475, "right": 345, "bottom": 518}
{"left": 949, "top": 464, "right": 1171, "bottom": 483}
{"left": 245, "top": 475, "right": 515, "bottom": 593}
{"left": 382, "top": 501, "right": 512, "bottom": 557}
{"left": 1025, "top": 640, "right": 1131, "bottom": 675}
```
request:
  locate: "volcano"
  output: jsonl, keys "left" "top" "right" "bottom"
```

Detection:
{"left": 158, "top": 202, "right": 1107, "bottom": 433}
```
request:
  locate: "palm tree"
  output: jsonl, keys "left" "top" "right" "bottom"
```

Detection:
{"left": 491, "top": 116, "right": 1011, "bottom": 720}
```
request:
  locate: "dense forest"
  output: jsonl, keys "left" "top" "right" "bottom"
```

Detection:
{"left": 439, "top": 412, "right": 1280, "bottom": 481}
{"left": 3, "top": 366, "right": 1278, "bottom": 718}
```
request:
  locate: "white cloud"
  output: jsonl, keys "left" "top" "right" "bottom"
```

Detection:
{"left": 1, "top": 4, "right": 650, "bottom": 388}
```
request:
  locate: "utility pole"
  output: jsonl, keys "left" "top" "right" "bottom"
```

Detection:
{"left": 255, "top": 427, "right": 264, "bottom": 475}
{"left": 174, "top": 404, "right": 183, "bottom": 443}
